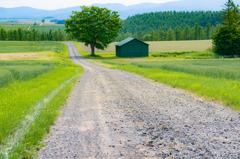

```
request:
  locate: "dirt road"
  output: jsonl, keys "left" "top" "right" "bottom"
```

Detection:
{"left": 38, "top": 43, "right": 240, "bottom": 158}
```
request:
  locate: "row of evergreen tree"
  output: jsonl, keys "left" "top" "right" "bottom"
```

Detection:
{"left": 121, "top": 11, "right": 222, "bottom": 34}
{"left": 0, "top": 28, "right": 73, "bottom": 41}
{"left": 116, "top": 22, "right": 221, "bottom": 42}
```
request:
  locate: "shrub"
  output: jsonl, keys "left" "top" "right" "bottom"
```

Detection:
{"left": 212, "top": 27, "right": 240, "bottom": 56}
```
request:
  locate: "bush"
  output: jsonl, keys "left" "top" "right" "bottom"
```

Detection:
{"left": 212, "top": 27, "right": 240, "bottom": 56}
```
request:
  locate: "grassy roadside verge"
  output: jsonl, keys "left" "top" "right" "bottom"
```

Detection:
{"left": 102, "top": 62, "right": 240, "bottom": 111}
{"left": 73, "top": 40, "right": 240, "bottom": 112}
{"left": 0, "top": 43, "right": 84, "bottom": 158}
{"left": 73, "top": 42, "right": 117, "bottom": 59}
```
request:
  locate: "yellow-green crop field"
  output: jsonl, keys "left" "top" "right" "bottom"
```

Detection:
{"left": 80, "top": 40, "right": 212, "bottom": 53}
{"left": 0, "top": 42, "right": 84, "bottom": 158}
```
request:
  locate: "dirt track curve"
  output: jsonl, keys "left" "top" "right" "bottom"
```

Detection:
{"left": 38, "top": 43, "right": 240, "bottom": 159}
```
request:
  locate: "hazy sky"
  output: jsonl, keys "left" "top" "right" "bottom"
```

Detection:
{"left": 1, "top": 0, "right": 179, "bottom": 10}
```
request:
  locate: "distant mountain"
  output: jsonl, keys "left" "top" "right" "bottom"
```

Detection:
{"left": 0, "top": 0, "right": 235, "bottom": 19}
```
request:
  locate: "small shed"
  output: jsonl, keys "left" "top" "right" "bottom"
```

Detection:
{"left": 115, "top": 38, "right": 149, "bottom": 57}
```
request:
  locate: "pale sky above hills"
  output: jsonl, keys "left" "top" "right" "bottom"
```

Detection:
{"left": 2, "top": 0, "right": 179, "bottom": 10}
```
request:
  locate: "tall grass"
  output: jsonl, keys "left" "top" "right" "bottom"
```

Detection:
{"left": 150, "top": 50, "right": 218, "bottom": 59}
{"left": 0, "top": 62, "right": 54, "bottom": 87}
{"left": 0, "top": 68, "right": 12, "bottom": 87}
{"left": 131, "top": 59, "right": 240, "bottom": 80}
{"left": 0, "top": 68, "right": 80, "bottom": 150}
{"left": 3, "top": 65, "right": 54, "bottom": 81}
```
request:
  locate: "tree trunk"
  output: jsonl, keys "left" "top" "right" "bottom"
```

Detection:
{"left": 90, "top": 44, "right": 95, "bottom": 56}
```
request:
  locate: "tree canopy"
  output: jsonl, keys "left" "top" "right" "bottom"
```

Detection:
{"left": 212, "top": 0, "right": 240, "bottom": 56}
{"left": 121, "top": 11, "right": 222, "bottom": 34}
{"left": 220, "top": 0, "right": 240, "bottom": 29}
{"left": 65, "top": 6, "right": 122, "bottom": 55}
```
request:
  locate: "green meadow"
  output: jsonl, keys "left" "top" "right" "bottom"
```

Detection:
{"left": 0, "top": 42, "right": 84, "bottom": 158}
{"left": 0, "top": 41, "right": 63, "bottom": 53}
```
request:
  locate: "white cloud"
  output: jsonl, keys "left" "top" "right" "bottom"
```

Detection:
{"left": 1, "top": 0, "right": 179, "bottom": 10}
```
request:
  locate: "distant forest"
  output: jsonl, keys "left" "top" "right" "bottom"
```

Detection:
{"left": 115, "top": 11, "right": 222, "bottom": 42}
{"left": 0, "top": 11, "right": 223, "bottom": 42}
{"left": 0, "top": 28, "right": 73, "bottom": 41}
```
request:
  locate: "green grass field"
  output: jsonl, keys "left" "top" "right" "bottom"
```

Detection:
{"left": 0, "top": 41, "right": 63, "bottom": 53}
{"left": 0, "top": 23, "right": 65, "bottom": 32}
{"left": 0, "top": 43, "right": 84, "bottom": 158}
{"left": 0, "top": 23, "right": 29, "bottom": 31}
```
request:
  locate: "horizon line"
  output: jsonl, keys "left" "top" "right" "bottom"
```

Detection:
{"left": 0, "top": 1, "right": 178, "bottom": 11}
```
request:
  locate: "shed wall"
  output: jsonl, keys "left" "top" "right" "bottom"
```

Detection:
{"left": 116, "top": 46, "right": 121, "bottom": 57}
{"left": 118, "top": 40, "right": 148, "bottom": 57}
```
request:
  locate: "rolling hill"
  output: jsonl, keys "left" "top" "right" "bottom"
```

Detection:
{"left": 0, "top": 0, "right": 233, "bottom": 19}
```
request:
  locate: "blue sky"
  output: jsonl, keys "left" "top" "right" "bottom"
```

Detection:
{"left": 2, "top": 0, "right": 179, "bottom": 10}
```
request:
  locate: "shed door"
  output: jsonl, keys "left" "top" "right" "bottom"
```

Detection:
{"left": 128, "top": 45, "right": 142, "bottom": 57}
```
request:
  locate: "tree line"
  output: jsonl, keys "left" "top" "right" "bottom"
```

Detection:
{"left": 0, "top": 28, "right": 73, "bottom": 41}
{"left": 121, "top": 11, "right": 222, "bottom": 34}
{"left": 115, "top": 22, "right": 221, "bottom": 42}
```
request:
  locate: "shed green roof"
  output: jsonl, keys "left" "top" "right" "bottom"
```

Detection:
{"left": 115, "top": 37, "right": 149, "bottom": 46}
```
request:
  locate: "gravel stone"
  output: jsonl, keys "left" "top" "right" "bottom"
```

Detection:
{"left": 38, "top": 43, "right": 240, "bottom": 159}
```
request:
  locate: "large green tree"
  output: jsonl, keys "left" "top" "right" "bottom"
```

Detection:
{"left": 65, "top": 6, "right": 122, "bottom": 55}
{"left": 212, "top": 0, "right": 240, "bottom": 56}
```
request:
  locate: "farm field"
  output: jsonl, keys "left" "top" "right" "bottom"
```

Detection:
{"left": 0, "top": 42, "right": 84, "bottom": 158}
{"left": 0, "top": 23, "right": 29, "bottom": 31}
{"left": 30, "top": 24, "right": 65, "bottom": 32}
{"left": 0, "top": 41, "right": 63, "bottom": 53}
{"left": 80, "top": 40, "right": 212, "bottom": 53}
{"left": 0, "top": 23, "right": 65, "bottom": 32}
{"left": 77, "top": 41, "right": 216, "bottom": 59}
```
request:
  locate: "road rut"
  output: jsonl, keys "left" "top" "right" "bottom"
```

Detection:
{"left": 38, "top": 43, "right": 240, "bottom": 158}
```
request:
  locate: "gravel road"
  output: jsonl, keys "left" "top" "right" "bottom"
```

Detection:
{"left": 38, "top": 43, "right": 240, "bottom": 159}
